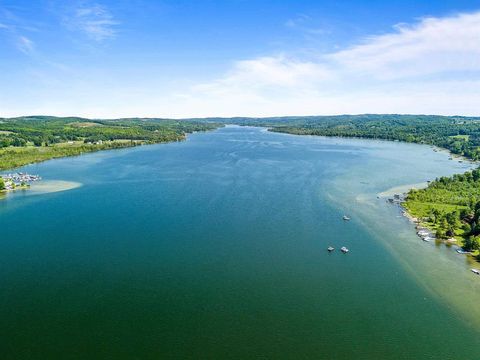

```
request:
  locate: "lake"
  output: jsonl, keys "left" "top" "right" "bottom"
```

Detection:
{"left": 1, "top": 125, "right": 479, "bottom": 359}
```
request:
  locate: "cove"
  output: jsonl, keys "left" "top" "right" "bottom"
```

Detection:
{"left": 0, "top": 125, "right": 479, "bottom": 359}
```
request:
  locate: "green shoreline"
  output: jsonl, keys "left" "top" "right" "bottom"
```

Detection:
{"left": 377, "top": 175, "right": 479, "bottom": 258}
{"left": 0, "top": 140, "right": 150, "bottom": 171}
{"left": 0, "top": 116, "right": 221, "bottom": 172}
{"left": 0, "top": 184, "right": 30, "bottom": 194}
{"left": 0, "top": 141, "right": 156, "bottom": 197}
{"left": 401, "top": 169, "right": 480, "bottom": 260}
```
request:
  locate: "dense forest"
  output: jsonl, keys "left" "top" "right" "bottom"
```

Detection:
{"left": 0, "top": 116, "right": 220, "bottom": 170}
{"left": 0, "top": 116, "right": 219, "bottom": 146}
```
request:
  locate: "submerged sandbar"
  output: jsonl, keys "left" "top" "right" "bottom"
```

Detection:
{"left": 28, "top": 180, "right": 82, "bottom": 195}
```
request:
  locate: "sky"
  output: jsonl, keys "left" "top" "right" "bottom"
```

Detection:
{"left": 1, "top": 0, "right": 480, "bottom": 118}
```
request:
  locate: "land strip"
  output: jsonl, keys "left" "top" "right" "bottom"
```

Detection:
{"left": 0, "top": 116, "right": 220, "bottom": 171}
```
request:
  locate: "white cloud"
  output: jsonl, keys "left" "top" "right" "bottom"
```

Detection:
{"left": 194, "top": 56, "right": 332, "bottom": 92}
{"left": 162, "top": 10, "right": 480, "bottom": 117}
{"left": 63, "top": 2, "right": 118, "bottom": 41}
{"left": 332, "top": 11, "right": 480, "bottom": 79}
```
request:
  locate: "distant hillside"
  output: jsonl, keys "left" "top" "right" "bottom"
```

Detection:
{"left": 199, "top": 114, "right": 480, "bottom": 161}
{"left": 0, "top": 116, "right": 220, "bottom": 170}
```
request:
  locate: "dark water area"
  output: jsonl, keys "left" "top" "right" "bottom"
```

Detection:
{"left": 0, "top": 126, "right": 478, "bottom": 359}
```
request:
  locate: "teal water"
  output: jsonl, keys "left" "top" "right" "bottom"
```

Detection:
{"left": 1, "top": 126, "right": 479, "bottom": 359}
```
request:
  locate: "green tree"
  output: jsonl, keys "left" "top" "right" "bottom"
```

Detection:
{"left": 462, "top": 222, "right": 472, "bottom": 235}
{"left": 463, "top": 236, "right": 480, "bottom": 251}
{"left": 436, "top": 228, "right": 446, "bottom": 239}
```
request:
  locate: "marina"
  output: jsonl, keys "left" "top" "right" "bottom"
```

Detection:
{"left": 0, "top": 172, "right": 41, "bottom": 191}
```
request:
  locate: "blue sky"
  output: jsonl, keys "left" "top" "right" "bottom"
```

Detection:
{"left": 1, "top": 0, "right": 480, "bottom": 118}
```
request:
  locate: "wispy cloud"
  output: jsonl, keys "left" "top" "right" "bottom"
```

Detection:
{"left": 16, "top": 35, "right": 35, "bottom": 55}
{"left": 62, "top": 2, "right": 119, "bottom": 42}
{"left": 0, "top": 7, "right": 37, "bottom": 56}
{"left": 285, "top": 13, "right": 329, "bottom": 36}
{"left": 285, "top": 14, "right": 311, "bottom": 28}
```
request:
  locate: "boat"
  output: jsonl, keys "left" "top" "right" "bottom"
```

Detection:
{"left": 422, "top": 236, "right": 434, "bottom": 242}
{"left": 471, "top": 269, "right": 480, "bottom": 275}
{"left": 342, "top": 215, "right": 351, "bottom": 221}
{"left": 340, "top": 246, "right": 349, "bottom": 253}
{"left": 327, "top": 246, "right": 334, "bottom": 252}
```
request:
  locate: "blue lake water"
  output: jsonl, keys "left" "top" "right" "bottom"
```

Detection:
{"left": 1, "top": 125, "right": 479, "bottom": 359}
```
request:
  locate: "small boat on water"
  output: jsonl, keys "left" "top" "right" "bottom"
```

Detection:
{"left": 327, "top": 246, "right": 334, "bottom": 252}
{"left": 340, "top": 246, "right": 349, "bottom": 253}
{"left": 422, "top": 236, "right": 434, "bottom": 242}
{"left": 342, "top": 215, "right": 351, "bottom": 221}
{"left": 471, "top": 269, "right": 480, "bottom": 275}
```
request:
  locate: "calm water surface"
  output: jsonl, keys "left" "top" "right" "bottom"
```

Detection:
{"left": 1, "top": 126, "right": 479, "bottom": 359}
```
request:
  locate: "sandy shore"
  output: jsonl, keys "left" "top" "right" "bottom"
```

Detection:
{"left": 377, "top": 182, "right": 428, "bottom": 198}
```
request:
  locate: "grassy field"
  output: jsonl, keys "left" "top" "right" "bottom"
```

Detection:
{"left": 403, "top": 201, "right": 468, "bottom": 217}
{"left": 449, "top": 134, "right": 470, "bottom": 141}
{"left": 0, "top": 140, "right": 146, "bottom": 171}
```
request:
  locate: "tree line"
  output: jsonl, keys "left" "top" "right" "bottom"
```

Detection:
{"left": 0, "top": 116, "right": 219, "bottom": 148}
